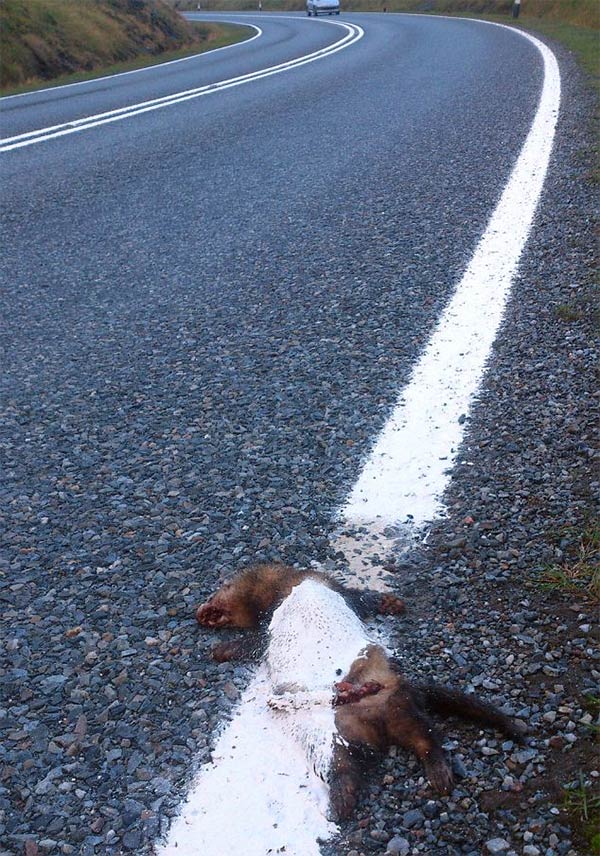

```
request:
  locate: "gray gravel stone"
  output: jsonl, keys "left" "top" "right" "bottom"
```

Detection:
{"left": 485, "top": 840, "right": 510, "bottom": 854}
{"left": 386, "top": 835, "right": 410, "bottom": 855}
{"left": 402, "top": 808, "right": 425, "bottom": 829}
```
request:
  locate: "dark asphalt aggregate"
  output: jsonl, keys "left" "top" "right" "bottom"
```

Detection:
{"left": 1, "top": 12, "right": 595, "bottom": 856}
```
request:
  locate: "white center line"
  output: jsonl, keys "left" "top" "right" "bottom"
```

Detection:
{"left": 0, "top": 21, "right": 363, "bottom": 152}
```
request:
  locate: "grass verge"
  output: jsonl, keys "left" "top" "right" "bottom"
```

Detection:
{"left": 562, "top": 772, "right": 600, "bottom": 855}
{"left": 515, "top": 18, "right": 598, "bottom": 85}
{"left": 456, "top": 13, "right": 599, "bottom": 94}
{"left": 0, "top": 21, "right": 252, "bottom": 97}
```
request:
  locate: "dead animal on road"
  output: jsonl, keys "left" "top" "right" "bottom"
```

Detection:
{"left": 330, "top": 643, "right": 527, "bottom": 819}
{"left": 195, "top": 566, "right": 526, "bottom": 820}
{"left": 195, "top": 561, "right": 405, "bottom": 662}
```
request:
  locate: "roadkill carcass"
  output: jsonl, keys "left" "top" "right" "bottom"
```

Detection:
{"left": 196, "top": 566, "right": 526, "bottom": 820}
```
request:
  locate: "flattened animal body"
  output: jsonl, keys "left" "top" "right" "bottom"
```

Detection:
{"left": 266, "top": 579, "right": 374, "bottom": 782}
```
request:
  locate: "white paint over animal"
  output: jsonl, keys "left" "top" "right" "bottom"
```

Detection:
{"left": 158, "top": 579, "right": 373, "bottom": 856}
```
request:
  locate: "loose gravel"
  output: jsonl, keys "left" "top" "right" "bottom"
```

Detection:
{"left": 321, "top": 33, "right": 599, "bottom": 856}
{"left": 1, "top": 23, "right": 597, "bottom": 856}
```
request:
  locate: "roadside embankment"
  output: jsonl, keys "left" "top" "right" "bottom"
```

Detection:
{"left": 0, "top": 0, "right": 247, "bottom": 92}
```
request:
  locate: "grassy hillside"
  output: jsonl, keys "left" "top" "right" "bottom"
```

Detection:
{"left": 0, "top": 0, "right": 244, "bottom": 90}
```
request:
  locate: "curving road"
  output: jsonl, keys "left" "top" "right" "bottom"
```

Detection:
{"left": 1, "top": 13, "right": 549, "bottom": 855}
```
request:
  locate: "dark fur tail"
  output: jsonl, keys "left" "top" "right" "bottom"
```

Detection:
{"left": 411, "top": 682, "right": 527, "bottom": 739}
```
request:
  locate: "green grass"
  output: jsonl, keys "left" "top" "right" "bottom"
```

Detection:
{"left": 0, "top": 21, "right": 253, "bottom": 96}
{"left": 471, "top": 14, "right": 599, "bottom": 92}
{"left": 535, "top": 523, "right": 600, "bottom": 601}
{"left": 555, "top": 304, "right": 585, "bottom": 322}
{"left": 555, "top": 295, "right": 600, "bottom": 328}
{"left": 522, "top": 19, "right": 598, "bottom": 83}
{"left": 553, "top": 293, "right": 600, "bottom": 326}
{"left": 562, "top": 773, "right": 600, "bottom": 855}
{"left": 582, "top": 696, "right": 600, "bottom": 738}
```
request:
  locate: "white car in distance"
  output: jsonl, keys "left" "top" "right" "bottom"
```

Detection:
{"left": 306, "top": 0, "right": 340, "bottom": 16}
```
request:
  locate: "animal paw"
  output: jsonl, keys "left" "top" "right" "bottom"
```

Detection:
{"left": 211, "top": 641, "right": 242, "bottom": 662}
{"left": 329, "top": 775, "right": 359, "bottom": 821}
{"left": 506, "top": 718, "right": 530, "bottom": 740}
{"left": 425, "top": 758, "right": 454, "bottom": 795}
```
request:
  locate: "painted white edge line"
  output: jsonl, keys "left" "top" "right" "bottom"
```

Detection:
{"left": 158, "top": 581, "right": 370, "bottom": 856}
{"left": 154, "top": 18, "right": 560, "bottom": 856}
{"left": 0, "top": 21, "right": 363, "bottom": 152}
{"left": 341, "top": 21, "right": 561, "bottom": 533}
{"left": 0, "top": 24, "right": 262, "bottom": 102}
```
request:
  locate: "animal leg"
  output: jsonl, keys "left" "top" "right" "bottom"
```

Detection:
{"left": 340, "top": 586, "right": 406, "bottom": 620}
{"left": 210, "top": 630, "right": 267, "bottom": 662}
{"left": 329, "top": 740, "right": 363, "bottom": 821}
{"left": 387, "top": 695, "right": 454, "bottom": 795}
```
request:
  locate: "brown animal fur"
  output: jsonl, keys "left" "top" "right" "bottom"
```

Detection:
{"left": 330, "top": 645, "right": 526, "bottom": 820}
{"left": 195, "top": 566, "right": 525, "bottom": 820}
{"left": 195, "top": 562, "right": 405, "bottom": 661}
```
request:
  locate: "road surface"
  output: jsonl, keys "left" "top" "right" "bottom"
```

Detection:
{"left": 1, "top": 13, "right": 549, "bottom": 855}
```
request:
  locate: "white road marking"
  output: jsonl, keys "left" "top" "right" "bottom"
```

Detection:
{"left": 154, "top": 22, "right": 561, "bottom": 856}
{"left": 0, "top": 21, "right": 363, "bottom": 152}
{"left": 338, "top": 23, "right": 561, "bottom": 551}
{"left": 159, "top": 665, "right": 335, "bottom": 856}
{"left": 159, "top": 582, "right": 372, "bottom": 856}
{"left": 0, "top": 25, "right": 262, "bottom": 102}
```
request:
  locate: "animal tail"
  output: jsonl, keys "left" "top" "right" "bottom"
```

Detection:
{"left": 411, "top": 682, "right": 527, "bottom": 739}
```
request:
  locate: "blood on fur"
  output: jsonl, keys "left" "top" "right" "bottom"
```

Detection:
{"left": 333, "top": 679, "right": 383, "bottom": 706}
{"left": 330, "top": 644, "right": 527, "bottom": 820}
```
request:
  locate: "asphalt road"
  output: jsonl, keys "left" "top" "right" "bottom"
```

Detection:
{"left": 1, "top": 13, "right": 547, "bottom": 854}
